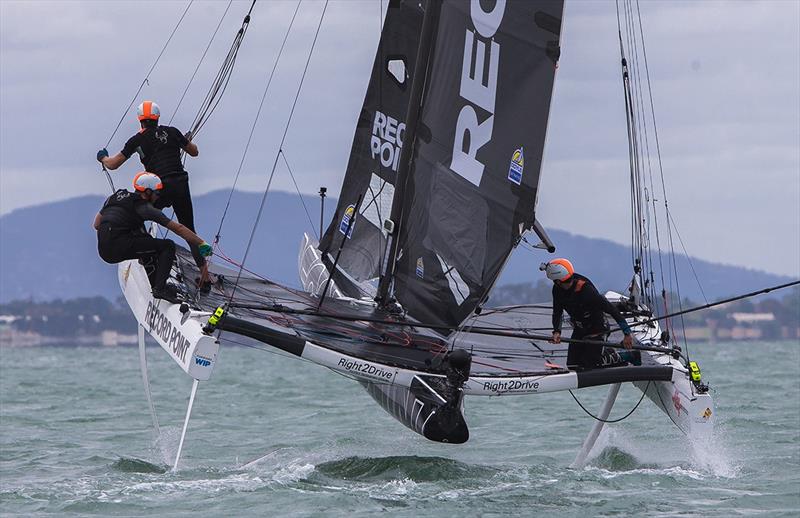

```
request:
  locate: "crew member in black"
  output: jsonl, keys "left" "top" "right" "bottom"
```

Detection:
{"left": 96, "top": 100, "right": 206, "bottom": 274}
{"left": 541, "top": 258, "right": 634, "bottom": 370}
{"left": 94, "top": 172, "right": 212, "bottom": 303}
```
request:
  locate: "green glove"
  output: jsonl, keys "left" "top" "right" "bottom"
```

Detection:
{"left": 198, "top": 242, "right": 213, "bottom": 257}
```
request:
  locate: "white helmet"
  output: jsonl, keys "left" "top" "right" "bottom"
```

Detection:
{"left": 133, "top": 172, "right": 163, "bottom": 192}
{"left": 539, "top": 258, "right": 574, "bottom": 282}
{"left": 137, "top": 100, "right": 161, "bottom": 121}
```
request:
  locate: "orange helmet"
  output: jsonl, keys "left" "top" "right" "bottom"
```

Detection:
{"left": 539, "top": 258, "right": 574, "bottom": 281}
{"left": 133, "top": 172, "right": 163, "bottom": 192}
{"left": 137, "top": 101, "right": 161, "bottom": 121}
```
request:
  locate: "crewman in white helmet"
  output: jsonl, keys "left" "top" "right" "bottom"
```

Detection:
{"left": 541, "top": 258, "right": 635, "bottom": 370}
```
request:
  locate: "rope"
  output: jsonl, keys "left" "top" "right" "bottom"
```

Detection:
{"left": 188, "top": 0, "right": 257, "bottom": 138}
{"left": 569, "top": 381, "right": 650, "bottom": 423}
{"left": 666, "top": 208, "right": 708, "bottom": 304}
{"left": 214, "top": 0, "right": 302, "bottom": 246}
{"left": 168, "top": 1, "right": 234, "bottom": 125}
{"left": 615, "top": 0, "right": 706, "bottom": 358}
{"left": 223, "top": 0, "right": 329, "bottom": 308}
{"left": 280, "top": 151, "right": 320, "bottom": 240}
{"left": 104, "top": 0, "right": 194, "bottom": 148}
{"left": 101, "top": 166, "right": 116, "bottom": 193}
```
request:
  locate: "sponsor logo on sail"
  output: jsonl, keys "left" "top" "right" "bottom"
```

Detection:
{"left": 145, "top": 300, "right": 190, "bottom": 363}
{"left": 338, "top": 204, "right": 356, "bottom": 238}
{"left": 416, "top": 257, "right": 424, "bottom": 278}
{"left": 450, "top": 1, "right": 506, "bottom": 186}
{"left": 370, "top": 110, "right": 405, "bottom": 171}
{"left": 194, "top": 355, "right": 212, "bottom": 367}
{"left": 507, "top": 147, "right": 524, "bottom": 185}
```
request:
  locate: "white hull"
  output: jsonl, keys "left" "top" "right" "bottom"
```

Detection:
{"left": 118, "top": 260, "right": 220, "bottom": 381}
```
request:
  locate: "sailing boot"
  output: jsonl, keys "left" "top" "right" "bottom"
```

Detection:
{"left": 152, "top": 284, "right": 182, "bottom": 304}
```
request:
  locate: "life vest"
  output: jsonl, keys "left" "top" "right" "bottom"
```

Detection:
{"left": 99, "top": 189, "right": 146, "bottom": 231}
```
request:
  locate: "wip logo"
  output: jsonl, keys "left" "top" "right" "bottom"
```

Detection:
{"left": 338, "top": 204, "right": 356, "bottom": 238}
{"left": 370, "top": 111, "right": 405, "bottom": 171}
{"left": 507, "top": 147, "right": 524, "bottom": 185}
{"left": 194, "top": 356, "right": 212, "bottom": 367}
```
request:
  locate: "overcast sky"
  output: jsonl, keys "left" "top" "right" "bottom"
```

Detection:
{"left": 1, "top": 0, "right": 798, "bottom": 277}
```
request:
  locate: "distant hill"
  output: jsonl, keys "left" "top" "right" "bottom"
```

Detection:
{"left": 0, "top": 190, "right": 791, "bottom": 303}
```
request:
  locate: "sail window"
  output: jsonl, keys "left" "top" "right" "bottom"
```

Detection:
{"left": 386, "top": 57, "right": 407, "bottom": 87}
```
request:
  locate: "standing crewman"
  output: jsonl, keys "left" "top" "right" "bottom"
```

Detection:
{"left": 94, "top": 172, "right": 213, "bottom": 303}
{"left": 96, "top": 101, "right": 207, "bottom": 278}
{"left": 541, "top": 258, "right": 635, "bottom": 371}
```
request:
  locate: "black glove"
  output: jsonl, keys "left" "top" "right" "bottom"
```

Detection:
{"left": 97, "top": 148, "right": 109, "bottom": 163}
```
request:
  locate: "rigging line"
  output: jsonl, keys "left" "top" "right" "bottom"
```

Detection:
{"left": 101, "top": 167, "right": 116, "bottom": 193}
{"left": 619, "top": 0, "right": 667, "bottom": 318}
{"left": 666, "top": 208, "right": 709, "bottom": 304}
{"left": 616, "top": 5, "right": 639, "bottom": 271}
{"left": 604, "top": 279, "right": 800, "bottom": 335}
{"left": 223, "top": 0, "right": 330, "bottom": 309}
{"left": 632, "top": 0, "right": 696, "bottom": 335}
{"left": 279, "top": 151, "right": 319, "bottom": 240}
{"left": 226, "top": 302, "right": 673, "bottom": 353}
{"left": 666, "top": 202, "right": 689, "bottom": 357}
{"left": 569, "top": 381, "right": 650, "bottom": 424}
{"left": 214, "top": 0, "right": 302, "bottom": 244}
{"left": 627, "top": 0, "right": 660, "bottom": 301}
{"left": 169, "top": 0, "right": 234, "bottom": 125}
{"left": 104, "top": 0, "right": 194, "bottom": 148}
{"left": 189, "top": 0, "right": 258, "bottom": 138}
{"left": 627, "top": 2, "right": 653, "bottom": 300}
{"left": 227, "top": 280, "right": 800, "bottom": 346}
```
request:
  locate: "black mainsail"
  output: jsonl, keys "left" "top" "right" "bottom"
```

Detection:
{"left": 391, "top": 0, "right": 564, "bottom": 328}
{"left": 320, "top": 0, "right": 564, "bottom": 330}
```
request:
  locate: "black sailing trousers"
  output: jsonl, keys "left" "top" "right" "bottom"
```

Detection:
{"left": 566, "top": 325, "right": 609, "bottom": 371}
{"left": 153, "top": 173, "right": 205, "bottom": 268}
{"left": 97, "top": 225, "right": 176, "bottom": 292}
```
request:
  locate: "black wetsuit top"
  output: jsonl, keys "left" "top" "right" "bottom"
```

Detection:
{"left": 99, "top": 189, "right": 171, "bottom": 232}
{"left": 551, "top": 273, "right": 631, "bottom": 334}
{"left": 121, "top": 125, "right": 189, "bottom": 178}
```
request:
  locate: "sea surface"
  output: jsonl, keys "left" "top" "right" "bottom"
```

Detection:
{"left": 1, "top": 340, "right": 798, "bottom": 517}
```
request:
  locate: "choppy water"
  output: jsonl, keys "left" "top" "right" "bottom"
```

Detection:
{"left": 1, "top": 340, "right": 798, "bottom": 517}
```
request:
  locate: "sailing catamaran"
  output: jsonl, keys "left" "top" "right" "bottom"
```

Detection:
{"left": 117, "top": 0, "right": 715, "bottom": 470}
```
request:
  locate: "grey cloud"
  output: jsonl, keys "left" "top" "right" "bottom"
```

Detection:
{"left": 1, "top": 0, "right": 798, "bottom": 276}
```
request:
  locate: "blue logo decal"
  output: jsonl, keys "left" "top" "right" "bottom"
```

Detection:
{"left": 415, "top": 257, "right": 424, "bottom": 278}
{"left": 338, "top": 204, "right": 356, "bottom": 238}
{"left": 508, "top": 147, "right": 524, "bottom": 185}
{"left": 194, "top": 356, "right": 212, "bottom": 367}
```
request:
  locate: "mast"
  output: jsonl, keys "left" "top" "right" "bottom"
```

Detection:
{"left": 375, "top": 0, "right": 442, "bottom": 306}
